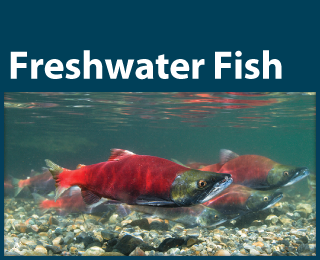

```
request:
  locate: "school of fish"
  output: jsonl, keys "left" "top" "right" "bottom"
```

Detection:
{"left": 5, "top": 148, "right": 311, "bottom": 228}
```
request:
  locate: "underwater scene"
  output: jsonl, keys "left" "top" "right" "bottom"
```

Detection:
{"left": 4, "top": 92, "right": 316, "bottom": 256}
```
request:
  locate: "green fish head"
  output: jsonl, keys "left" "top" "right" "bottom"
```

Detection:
{"left": 170, "top": 169, "right": 233, "bottom": 206}
{"left": 196, "top": 207, "right": 228, "bottom": 227}
{"left": 246, "top": 189, "right": 283, "bottom": 212}
{"left": 267, "top": 164, "right": 310, "bottom": 188}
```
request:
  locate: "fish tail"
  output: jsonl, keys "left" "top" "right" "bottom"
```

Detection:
{"left": 45, "top": 159, "right": 70, "bottom": 202}
{"left": 32, "top": 193, "right": 50, "bottom": 214}
{"left": 11, "top": 176, "right": 24, "bottom": 197}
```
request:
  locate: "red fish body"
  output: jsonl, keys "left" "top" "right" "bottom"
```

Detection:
{"left": 200, "top": 163, "right": 222, "bottom": 173}
{"left": 203, "top": 184, "right": 283, "bottom": 217}
{"left": 46, "top": 149, "right": 232, "bottom": 207}
{"left": 60, "top": 156, "right": 187, "bottom": 204}
{"left": 40, "top": 192, "right": 87, "bottom": 213}
{"left": 12, "top": 170, "right": 55, "bottom": 197}
{"left": 203, "top": 184, "right": 253, "bottom": 215}
{"left": 200, "top": 149, "right": 309, "bottom": 190}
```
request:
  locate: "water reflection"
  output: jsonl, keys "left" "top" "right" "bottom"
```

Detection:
{"left": 4, "top": 92, "right": 316, "bottom": 130}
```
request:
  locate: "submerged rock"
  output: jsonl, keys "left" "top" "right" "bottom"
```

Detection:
{"left": 157, "top": 237, "right": 185, "bottom": 252}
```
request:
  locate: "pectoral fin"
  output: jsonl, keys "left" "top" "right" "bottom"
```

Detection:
{"left": 136, "top": 196, "right": 176, "bottom": 206}
{"left": 81, "top": 188, "right": 102, "bottom": 205}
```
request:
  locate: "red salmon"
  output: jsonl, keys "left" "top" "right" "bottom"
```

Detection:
{"left": 46, "top": 149, "right": 232, "bottom": 207}
{"left": 201, "top": 149, "right": 310, "bottom": 190}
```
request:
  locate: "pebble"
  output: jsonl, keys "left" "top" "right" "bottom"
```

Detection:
{"left": 83, "top": 246, "right": 105, "bottom": 256}
{"left": 214, "top": 249, "right": 231, "bottom": 256}
{"left": 34, "top": 245, "right": 47, "bottom": 255}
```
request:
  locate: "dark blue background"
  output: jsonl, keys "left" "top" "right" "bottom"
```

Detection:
{"left": 1, "top": 1, "right": 319, "bottom": 91}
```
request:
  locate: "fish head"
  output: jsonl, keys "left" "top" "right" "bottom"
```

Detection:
{"left": 196, "top": 207, "right": 228, "bottom": 227}
{"left": 246, "top": 189, "right": 283, "bottom": 212}
{"left": 267, "top": 164, "right": 310, "bottom": 188}
{"left": 170, "top": 169, "right": 233, "bottom": 206}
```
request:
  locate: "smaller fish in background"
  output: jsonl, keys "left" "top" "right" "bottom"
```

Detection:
{"left": 203, "top": 184, "right": 283, "bottom": 218}
{"left": 200, "top": 149, "right": 310, "bottom": 190}
{"left": 32, "top": 186, "right": 116, "bottom": 215}
{"left": 119, "top": 204, "right": 228, "bottom": 228}
{"left": 11, "top": 168, "right": 55, "bottom": 197}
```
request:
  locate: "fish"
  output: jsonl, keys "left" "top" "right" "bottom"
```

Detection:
{"left": 123, "top": 204, "right": 228, "bottom": 228}
{"left": 203, "top": 184, "right": 283, "bottom": 218}
{"left": 11, "top": 168, "right": 55, "bottom": 197}
{"left": 45, "top": 149, "right": 233, "bottom": 207}
{"left": 200, "top": 149, "right": 310, "bottom": 190}
{"left": 32, "top": 187, "right": 116, "bottom": 215}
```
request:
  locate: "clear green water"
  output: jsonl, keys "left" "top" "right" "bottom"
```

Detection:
{"left": 4, "top": 92, "right": 315, "bottom": 194}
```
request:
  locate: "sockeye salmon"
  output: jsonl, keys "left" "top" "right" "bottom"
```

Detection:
{"left": 32, "top": 186, "right": 114, "bottom": 215}
{"left": 203, "top": 184, "right": 283, "bottom": 218}
{"left": 200, "top": 149, "right": 310, "bottom": 190}
{"left": 46, "top": 149, "right": 233, "bottom": 207}
{"left": 122, "top": 204, "right": 228, "bottom": 228}
{"left": 11, "top": 169, "right": 55, "bottom": 197}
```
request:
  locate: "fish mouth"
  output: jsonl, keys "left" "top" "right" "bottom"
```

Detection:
{"left": 262, "top": 192, "right": 283, "bottom": 211}
{"left": 284, "top": 167, "right": 310, "bottom": 187}
{"left": 199, "top": 175, "right": 233, "bottom": 203}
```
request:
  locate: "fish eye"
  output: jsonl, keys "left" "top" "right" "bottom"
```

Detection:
{"left": 214, "top": 215, "right": 219, "bottom": 219}
{"left": 198, "top": 180, "right": 207, "bottom": 188}
{"left": 263, "top": 196, "right": 268, "bottom": 201}
{"left": 283, "top": 171, "right": 289, "bottom": 176}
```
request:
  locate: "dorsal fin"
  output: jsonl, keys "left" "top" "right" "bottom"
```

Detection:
{"left": 219, "top": 149, "right": 239, "bottom": 165}
{"left": 76, "top": 164, "right": 86, "bottom": 169}
{"left": 108, "top": 149, "right": 136, "bottom": 161}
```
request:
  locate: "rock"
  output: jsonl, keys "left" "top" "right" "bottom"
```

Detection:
{"left": 265, "top": 215, "right": 279, "bottom": 225}
{"left": 38, "top": 224, "right": 49, "bottom": 232}
{"left": 48, "top": 216, "right": 59, "bottom": 225}
{"left": 34, "top": 245, "right": 47, "bottom": 255}
{"left": 75, "top": 232, "right": 94, "bottom": 247}
{"left": 54, "top": 227, "right": 63, "bottom": 236}
{"left": 214, "top": 250, "right": 231, "bottom": 256}
{"left": 101, "top": 230, "right": 119, "bottom": 240}
{"left": 186, "top": 237, "right": 198, "bottom": 247}
{"left": 14, "top": 223, "right": 30, "bottom": 233}
{"left": 299, "top": 236, "right": 308, "bottom": 244}
{"left": 52, "top": 236, "right": 63, "bottom": 246}
{"left": 157, "top": 237, "right": 185, "bottom": 252}
{"left": 167, "top": 247, "right": 181, "bottom": 255}
{"left": 83, "top": 246, "right": 105, "bottom": 256}
{"left": 129, "top": 218, "right": 150, "bottom": 230}
{"left": 70, "top": 246, "right": 78, "bottom": 254}
{"left": 100, "top": 252, "right": 125, "bottom": 256}
{"left": 296, "top": 203, "right": 312, "bottom": 214}
{"left": 252, "top": 241, "right": 264, "bottom": 247}
{"left": 45, "top": 245, "right": 62, "bottom": 254}
{"left": 297, "top": 244, "right": 310, "bottom": 254}
{"left": 278, "top": 215, "right": 294, "bottom": 225}
{"left": 149, "top": 221, "right": 168, "bottom": 231}
{"left": 186, "top": 228, "right": 200, "bottom": 237}
{"left": 251, "top": 220, "right": 263, "bottom": 226}
{"left": 240, "top": 248, "right": 247, "bottom": 255}
{"left": 109, "top": 214, "right": 119, "bottom": 224}
{"left": 129, "top": 247, "right": 145, "bottom": 256}
{"left": 19, "top": 249, "right": 46, "bottom": 256}
{"left": 250, "top": 248, "right": 260, "bottom": 256}
{"left": 294, "top": 210, "right": 307, "bottom": 218}
{"left": 272, "top": 251, "right": 286, "bottom": 256}
{"left": 31, "top": 225, "right": 39, "bottom": 232}
{"left": 114, "top": 235, "right": 145, "bottom": 255}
